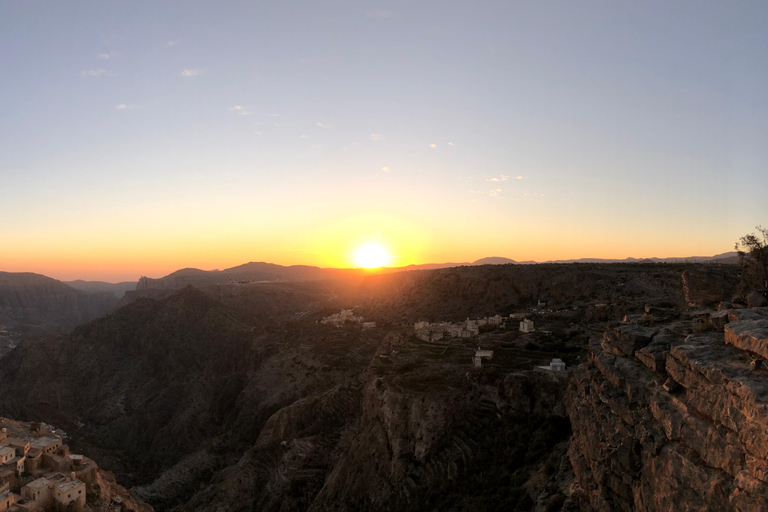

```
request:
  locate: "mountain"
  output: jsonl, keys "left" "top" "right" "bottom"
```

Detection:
{"left": 129, "top": 252, "right": 738, "bottom": 297}
{"left": 65, "top": 279, "right": 137, "bottom": 298}
{"left": 0, "top": 271, "right": 119, "bottom": 334}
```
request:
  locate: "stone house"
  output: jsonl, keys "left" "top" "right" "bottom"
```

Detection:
{"left": 24, "top": 449, "right": 42, "bottom": 475}
{"left": 1, "top": 438, "right": 29, "bottom": 457}
{"left": 21, "top": 477, "right": 52, "bottom": 508}
{"left": 0, "top": 490, "right": 18, "bottom": 510}
{"left": 0, "top": 447, "right": 14, "bottom": 465}
{"left": 28, "top": 438, "right": 61, "bottom": 456}
{"left": 53, "top": 478, "right": 85, "bottom": 511}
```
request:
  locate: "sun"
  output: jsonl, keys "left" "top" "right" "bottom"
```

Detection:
{"left": 353, "top": 243, "right": 391, "bottom": 268}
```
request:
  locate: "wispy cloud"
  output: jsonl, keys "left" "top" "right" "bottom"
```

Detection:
{"left": 299, "top": 134, "right": 308, "bottom": 139}
{"left": 316, "top": 122, "right": 331, "bottom": 129}
{"left": 96, "top": 53, "right": 114, "bottom": 60}
{"left": 370, "top": 133, "right": 382, "bottom": 142}
{"left": 487, "top": 174, "right": 509, "bottom": 182}
{"left": 228, "top": 105, "right": 252, "bottom": 116}
{"left": 267, "top": 113, "right": 280, "bottom": 118}
{"left": 471, "top": 188, "right": 504, "bottom": 199}
{"left": 429, "top": 143, "right": 437, "bottom": 148}
{"left": 367, "top": 9, "right": 391, "bottom": 18}
{"left": 167, "top": 40, "right": 180, "bottom": 47}
{"left": 381, "top": 167, "right": 390, "bottom": 172}
{"left": 81, "top": 68, "right": 105, "bottom": 77}
{"left": 115, "top": 103, "right": 139, "bottom": 110}
{"left": 180, "top": 68, "right": 200, "bottom": 77}
{"left": 515, "top": 175, "right": 525, "bottom": 180}
{"left": 448, "top": 142, "right": 455, "bottom": 146}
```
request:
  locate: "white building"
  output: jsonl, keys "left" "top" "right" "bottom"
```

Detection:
{"left": 473, "top": 348, "right": 494, "bottom": 367}
{"left": 538, "top": 358, "right": 567, "bottom": 372}
{"left": 520, "top": 319, "right": 535, "bottom": 333}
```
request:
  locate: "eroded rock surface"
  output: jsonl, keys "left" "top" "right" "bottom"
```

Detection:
{"left": 567, "top": 307, "right": 768, "bottom": 511}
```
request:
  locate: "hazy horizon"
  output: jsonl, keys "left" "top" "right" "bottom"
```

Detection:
{"left": 3, "top": 1, "right": 767, "bottom": 282}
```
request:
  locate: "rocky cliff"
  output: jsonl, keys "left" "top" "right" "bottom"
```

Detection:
{"left": 566, "top": 305, "right": 768, "bottom": 511}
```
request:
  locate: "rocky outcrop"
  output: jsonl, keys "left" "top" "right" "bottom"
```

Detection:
{"left": 681, "top": 268, "right": 739, "bottom": 308}
{"left": 567, "top": 307, "right": 768, "bottom": 511}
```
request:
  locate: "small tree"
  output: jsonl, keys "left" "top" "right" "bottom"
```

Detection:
{"left": 736, "top": 225, "right": 768, "bottom": 290}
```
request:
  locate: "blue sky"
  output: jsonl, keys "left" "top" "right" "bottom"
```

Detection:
{"left": 1, "top": 1, "right": 767, "bottom": 280}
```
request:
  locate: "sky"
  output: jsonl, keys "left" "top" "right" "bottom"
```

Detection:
{"left": 2, "top": 1, "right": 768, "bottom": 282}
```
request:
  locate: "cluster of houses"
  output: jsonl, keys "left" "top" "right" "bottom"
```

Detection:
{"left": 413, "top": 315, "right": 506, "bottom": 342}
{"left": 0, "top": 427, "right": 96, "bottom": 511}
{"left": 414, "top": 313, "right": 540, "bottom": 342}
{"left": 321, "top": 310, "right": 376, "bottom": 329}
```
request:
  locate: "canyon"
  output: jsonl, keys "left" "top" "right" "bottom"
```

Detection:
{"left": 0, "top": 262, "right": 765, "bottom": 510}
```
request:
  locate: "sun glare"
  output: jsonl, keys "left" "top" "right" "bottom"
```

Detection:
{"left": 354, "top": 243, "right": 390, "bottom": 268}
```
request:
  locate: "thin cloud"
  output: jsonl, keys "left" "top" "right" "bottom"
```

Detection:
{"left": 81, "top": 69, "right": 105, "bottom": 77}
{"left": 167, "top": 40, "right": 180, "bottom": 47}
{"left": 316, "top": 122, "right": 331, "bottom": 129}
{"left": 448, "top": 142, "right": 455, "bottom": 146}
{"left": 470, "top": 188, "right": 504, "bottom": 199}
{"left": 299, "top": 134, "right": 308, "bottom": 139}
{"left": 180, "top": 68, "right": 200, "bottom": 77}
{"left": 487, "top": 174, "right": 509, "bottom": 182}
{"left": 429, "top": 143, "right": 437, "bottom": 148}
{"left": 115, "top": 103, "right": 139, "bottom": 110}
{"left": 381, "top": 167, "right": 390, "bottom": 172}
{"left": 228, "top": 105, "right": 251, "bottom": 116}
{"left": 97, "top": 53, "right": 112, "bottom": 60}
{"left": 267, "top": 113, "right": 280, "bottom": 118}
{"left": 370, "top": 133, "right": 382, "bottom": 142}
{"left": 515, "top": 175, "right": 526, "bottom": 180}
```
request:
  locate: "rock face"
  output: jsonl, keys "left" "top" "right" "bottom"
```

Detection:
{"left": 681, "top": 268, "right": 739, "bottom": 308}
{"left": 566, "top": 308, "right": 768, "bottom": 511}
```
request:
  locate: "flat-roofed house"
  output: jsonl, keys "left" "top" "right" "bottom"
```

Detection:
{"left": 21, "top": 477, "right": 53, "bottom": 508}
{"left": 0, "top": 447, "right": 14, "bottom": 465}
{"left": 28, "top": 437, "right": 61, "bottom": 455}
{"left": 473, "top": 348, "right": 494, "bottom": 367}
{"left": 0, "top": 490, "right": 19, "bottom": 510}
{"left": 1, "top": 438, "right": 29, "bottom": 457}
{"left": 54, "top": 478, "right": 85, "bottom": 511}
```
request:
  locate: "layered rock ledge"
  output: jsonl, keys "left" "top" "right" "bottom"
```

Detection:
{"left": 566, "top": 307, "right": 768, "bottom": 512}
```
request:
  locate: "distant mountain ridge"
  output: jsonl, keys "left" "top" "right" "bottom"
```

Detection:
{"left": 131, "top": 251, "right": 739, "bottom": 292}
{"left": 0, "top": 271, "right": 119, "bottom": 333}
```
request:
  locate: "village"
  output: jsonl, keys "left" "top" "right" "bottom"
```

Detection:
{"left": 321, "top": 303, "right": 576, "bottom": 374}
{"left": 0, "top": 419, "right": 129, "bottom": 512}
